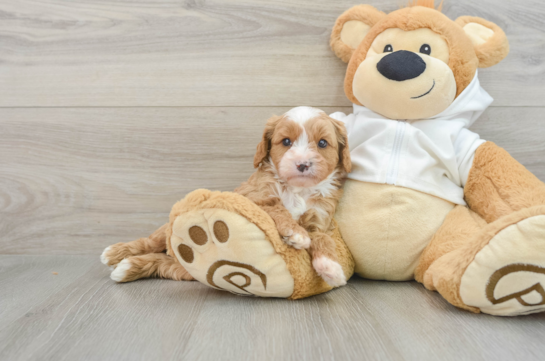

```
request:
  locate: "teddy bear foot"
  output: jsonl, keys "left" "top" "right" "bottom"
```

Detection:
{"left": 167, "top": 189, "right": 354, "bottom": 299}
{"left": 169, "top": 207, "right": 296, "bottom": 297}
{"left": 460, "top": 209, "right": 545, "bottom": 316}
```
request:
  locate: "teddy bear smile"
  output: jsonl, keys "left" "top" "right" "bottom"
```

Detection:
{"left": 411, "top": 79, "right": 435, "bottom": 99}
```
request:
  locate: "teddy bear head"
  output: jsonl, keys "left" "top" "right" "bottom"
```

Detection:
{"left": 330, "top": 1, "right": 509, "bottom": 120}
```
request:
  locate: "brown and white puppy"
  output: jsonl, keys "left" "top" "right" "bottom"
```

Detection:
{"left": 102, "top": 106, "right": 351, "bottom": 287}
{"left": 236, "top": 106, "right": 351, "bottom": 286}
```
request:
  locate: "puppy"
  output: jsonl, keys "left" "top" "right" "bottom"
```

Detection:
{"left": 102, "top": 106, "right": 351, "bottom": 286}
{"left": 236, "top": 106, "right": 351, "bottom": 286}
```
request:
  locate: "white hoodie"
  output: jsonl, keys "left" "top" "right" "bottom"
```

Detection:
{"left": 330, "top": 72, "right": 492, "bottom": 205}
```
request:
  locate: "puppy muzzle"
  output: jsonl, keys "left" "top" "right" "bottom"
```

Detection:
{"left": 296, "top": 162, "right": 311, "bottom": 173}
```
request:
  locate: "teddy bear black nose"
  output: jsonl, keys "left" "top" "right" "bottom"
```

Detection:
{"left": 376, "top": 50, "right": 426, "bottom": 81}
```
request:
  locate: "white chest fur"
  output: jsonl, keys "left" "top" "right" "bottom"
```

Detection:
{"left": 267, "top": 158, "right": 339, "bottom": 222}
{"left": 275, "top": 185, "right": 312, "bottom": 220}
{"left": 272, "top": 174, "right": 337, "bottom": 221}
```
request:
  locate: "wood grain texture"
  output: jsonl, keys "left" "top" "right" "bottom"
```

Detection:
{"left": 1, "top": 1, "right": 544, "bottom": 358}
{"left": 0, "top": 106, "right": 328, "bottom": 254}
{"left": 1, "top": 106, "right": 544, "bottom": 255}
{"left": 1, "top": 255, "right": 544, "bottom": 361}
{"left": 0, "top": 0, "right": 544, "bottom": 107}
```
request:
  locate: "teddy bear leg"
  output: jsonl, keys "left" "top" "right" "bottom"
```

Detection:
{"left": 418, "top": 142, "right": 545, "bottom": 315}
{"left": 459, "top": 141, "right": 545, "bottom": 315}
{"left": 418, "top": 206, "right": 545, "bottom": 315}
{"left": 414, "top": 205, "right": 486, "bottom": 313}
{"left": 166, "top": 189, "right": 354, "bottom": 299}
{"left": 457, "top": 206, "right": 545, "bottom": 315}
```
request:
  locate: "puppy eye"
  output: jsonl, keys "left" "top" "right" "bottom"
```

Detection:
{"left": 318, "top": 139, "right": 328, "bottom": 148}
{"left": 282, "top": 138, "right": 292, "bottom": 146}
{"left": 419, "top": 44, "right": 431, "bottom": 55}
{"left": 383, "top": 44, "right": 393, "bottom": 53}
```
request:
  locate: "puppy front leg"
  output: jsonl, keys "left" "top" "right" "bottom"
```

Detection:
{"left": 260, "top": 204, "right": 311, "bottom": 249}
{"left": 308, "top": 232, "right": 346, "bottom": 287}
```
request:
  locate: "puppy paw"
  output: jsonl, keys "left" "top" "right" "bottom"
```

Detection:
{"left": 110, "top": 259, "right": 133, "bottom": 283}
{"left": 312, "top": 256, "right": 346, "bottom": 287}
{"left": 280, "top": 227, "right": 310, "bottom": 249}
{"left": 100, "top": 243, "right": 132, "bottom": 268}
{"left": 286, "top": 232, "right": 311, "bottom": 249}
{"left": 100, "top": 246, "right": 113, "bottom": 268}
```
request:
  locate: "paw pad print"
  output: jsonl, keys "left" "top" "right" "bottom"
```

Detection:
{"left": 169, "top": 208, "right": 294, "bottom": 298}
{"left": 213, "top": 221, "right": 229, "bottom": 243}
{"left": 460, "top": 213, "right": 545, "bottom": 316}
{"left": 177, "top": 222, "right": 230, "bottom": 263}
{"left": 486, "top": 264, "right": 545, "bottom": 307}
{"left": 188, "top": 225, "right": 208, "bottom": 245}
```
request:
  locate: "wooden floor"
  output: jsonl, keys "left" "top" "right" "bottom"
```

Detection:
{"left": 1, "top": 0, "right": 545, "bottom": 360}
{"left": 2, "top": 255, "right": 545, "bottom": 361}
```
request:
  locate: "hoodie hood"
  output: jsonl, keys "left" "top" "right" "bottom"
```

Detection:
{"left": 353, "top": 71, "right": 493, "bottom": 128}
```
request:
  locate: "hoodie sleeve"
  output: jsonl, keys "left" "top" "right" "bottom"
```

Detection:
{"left": 454, "top": 128, "right": 486, "bottom": 187}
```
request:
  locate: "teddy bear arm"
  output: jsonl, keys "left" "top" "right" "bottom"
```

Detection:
{"left": 464, "top": 141, "right": 545, "bottom": 222}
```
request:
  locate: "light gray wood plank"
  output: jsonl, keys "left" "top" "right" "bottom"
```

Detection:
{"left": 0, "top": 0, "right": 544, "bottom": 107}
{"left": 1, "top": 255, "right": 544, "bottom": 361}
{"left": 0, "top": 106, "right": 345, "bottom": 255}
{"left": 1, "top": 106, "right": 543, "bottom": 255}
{"left": 0, "top": 255, "right": 210, "bottom": 361}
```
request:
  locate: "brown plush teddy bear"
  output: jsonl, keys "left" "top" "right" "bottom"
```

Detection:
{"left": 102, "top": 1, "right": 545, "bottom": 316}
{"left": 328, "top": 0, "right": 545, "bottom": 316}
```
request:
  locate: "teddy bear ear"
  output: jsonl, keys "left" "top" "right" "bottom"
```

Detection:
{"left": 455, "top": 16, "right": 510, "bottom": 68}
{"left": 330, "top": 5, "right": 386, "bottom": 63}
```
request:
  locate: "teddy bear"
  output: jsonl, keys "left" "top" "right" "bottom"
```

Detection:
{"left": 102, "top": 1, "right": 545, "bottom": 316}
{"left": 327, "top": 1, "right": 545, "bottom": 316}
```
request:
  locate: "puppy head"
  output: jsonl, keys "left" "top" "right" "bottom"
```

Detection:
{"left": 254, "top": 107, "right": 351, "bottom": 187}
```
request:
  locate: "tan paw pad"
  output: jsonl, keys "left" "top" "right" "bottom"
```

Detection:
{"left": 170, "top": 208, "right": 294, "bottom": 298}
{"left": 460, "top": 214, "right": 545, "bottom": 316}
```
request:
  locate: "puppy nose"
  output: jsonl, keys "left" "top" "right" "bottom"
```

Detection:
{"left": 376, "top": 50, "right": 426, "bottom": 81}
{"left": 296, "top": 163, "right": 309, "bottom": 173}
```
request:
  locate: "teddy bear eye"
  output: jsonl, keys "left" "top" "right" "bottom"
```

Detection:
{"left": 383, "top": 44, "right": 393, "bottom": 53}
{"left": 282, "top": 138, "right": 291, "bottom": 146}
{"left": 420, "top": 44, "right": 431, "bottom": 55}
{"left": 318, "top": 139, "right": 328, "bottom": 148}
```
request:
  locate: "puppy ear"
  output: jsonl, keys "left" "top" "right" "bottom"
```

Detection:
{"left": 456, "top": 16, "right": 509, "bottom": 68}
{"left": 330, "top": 5, "right": 386, "bottom": 63}
{"left": 253, "top": 116, "right": 280, "bottom": 168}
{"left": 332, "top": 119, "right": 352, "bottom": 173}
